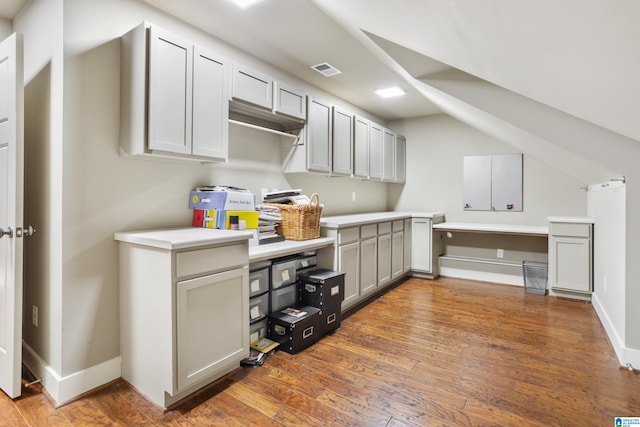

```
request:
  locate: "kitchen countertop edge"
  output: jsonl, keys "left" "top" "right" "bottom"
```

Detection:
{"left": 320, "top": 211, "right": 445, "bottom": 229}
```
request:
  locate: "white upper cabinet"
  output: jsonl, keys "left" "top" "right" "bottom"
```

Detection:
{"left": 395, "top": 134, "right": 406, "bottom": 183}
{"left": 463, "top": 153, "right": 523, "bottom": 211}
{"left": 120, "top": 22, "right": 229, "bottom": 162}
{"left": 382, "top": 128, "right": 396, "bottom": 181}
{"left": 353, "top": 115, "right": 370, "bottom": 178}
{"left": 274, "top": 81, "right": 307, "bottom": 120}
{"left": 306, "top": 97, "right": 332, "bottom": 173}
{"left": 148, "top": 26, "right": 193, "bottom": 155}
{"left": 332, "top": 106, "right": 354, "bottom": 176}
{"left": 232, "top": 63, "right": 273, "bottom": 110}
{"left": 231, "top": 64, "right": 307, "bottom": 122}
{"left": 192, "top": 47, "right": 230, "bottom": 159}
{"left": 369, "top": 122, "right": 383, "bottom": 179}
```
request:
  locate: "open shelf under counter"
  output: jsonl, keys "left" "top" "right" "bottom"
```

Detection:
{"left": 248, "top": 237, "right": 335, "bottom": 263}
{"left": 433, "top": 222, "right": 549, "bottom": 237}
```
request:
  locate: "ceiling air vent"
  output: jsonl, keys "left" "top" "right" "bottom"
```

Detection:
{"left": 311, "top": 62, "right": 342, "bottom": 77}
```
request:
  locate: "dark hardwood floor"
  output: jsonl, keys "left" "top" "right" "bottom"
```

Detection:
{"left": 2, "top": 277, "right": 639, "bottom": 426}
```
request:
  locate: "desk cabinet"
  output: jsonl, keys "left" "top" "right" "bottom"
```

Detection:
{"left": 549, "top": 220, "right": 593, "bottom": 294}
{"left": 117, "top": 231, "right": 249, "bottom": 409}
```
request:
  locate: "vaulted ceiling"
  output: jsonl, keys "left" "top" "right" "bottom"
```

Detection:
{"left": 4, "top": 0, "right": 639, "bottom": 181}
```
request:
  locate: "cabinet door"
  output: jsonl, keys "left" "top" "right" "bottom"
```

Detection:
{"left": 338, "top": 242, "right": 360, "bottom": 309}
{"left": 332, "top": 107, "right": 354, "bottom": 176}
{"left": 411, "top": 218, "right": 432, "bottom": 273}
{"left": 382, "top": 128, "right": 396, "bottom": 181}
{"left": 403, "top": 219, "right": 411, "bottom": 272}
{"left": 353, "top": 115, "right": 369, "bottom": 178}
{"left": 176, "top": 267, "right": 248, "bottom": 392}
{"left": 307, "top": 97, "right": 332, "bottom": 173}
{"left": 360, "top": 237, "right": 378, "bottom": 297}
{"left": 492, "top": 153, "right": 522, "bottom": 211}
{"left": 148, "top": 26, "right": 193, "bottom": 155}
{"left": 192, "top": 46, "right": 229, "bottom": 160}
{"left": 395, "top": 135, "right": 406, "bottom": 183}
{"left": 232, "top": 63, "right": 273, "bottom": 109}
{"left": 463, "top": 155, "right": 492, "bottom": 211}
{"left": 378, "top": 233, "right": 392, "bottom": 286}
{"left": 369, "top": 122, "right": 383, "bottom": 179}
{"left": 274, "top": 81, "right": 306, "bottom": 120}
{"left": 391, "top": 231, "right": 404, "bottom": 279}
{"left": 549, "top": 236, "right": 592, "bottom": 293}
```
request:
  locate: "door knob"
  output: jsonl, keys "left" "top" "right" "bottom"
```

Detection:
{"left": 0, "top": 227, "right": 13, "bottom": 238}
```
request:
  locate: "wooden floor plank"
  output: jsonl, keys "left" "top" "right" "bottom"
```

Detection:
{"left": 1, "top": 276, "right": 638, "bottom": 426}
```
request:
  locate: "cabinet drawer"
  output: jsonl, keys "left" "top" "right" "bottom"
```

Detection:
{"left": 249, "top": 318, "right": 268, "bottom": 345}
{"left": 392, "top": 220, "right": 404, "bottom": 232}
{"left": 360, "top": 224, "right": 377, "bottom": 239}
{"left": 338, "top": 227, "right": 360, "bottom": 245}
{"left": 550, "top": 222, "right": 591, "bottom": 238}
{"left": 176, "top": 243, "right": 247, "bottom": 279}
{"left": 378, "top": 221, "right": 392, "bottom": 235}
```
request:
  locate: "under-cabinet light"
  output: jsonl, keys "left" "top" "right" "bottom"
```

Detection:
{"left": 375, "top": 86, "right": 405, "bottom": 98}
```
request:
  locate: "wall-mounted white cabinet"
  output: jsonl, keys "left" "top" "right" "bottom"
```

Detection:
{"left": 353, "top": 115, "right": 370, "bottom": 178}
{"left": 120, "top": 22, "right": 229, "bottom": 162}
{"left": 306, "top": 97, "right": 333, "bottom": 173}
{"left": 331, "top": 107, "right": 354, "bottom": 176}
{"left": 463, "top": 153, "right": 522, "bottom": 211}
{"left": 231, "top": 64, "right": 307, "bottom": 121}
{"left": 382, "top": 128, "right": 396, "bottom": 181}
{"left": 549, "top": 219, "right": 593, "bottom": 295}
{"left": 369, "top": 122, "right": 384, "bottom": 180}
{"left": 395, "top": 135, "right": 406, "bottom": 183}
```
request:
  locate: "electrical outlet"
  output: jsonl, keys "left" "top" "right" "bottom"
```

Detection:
{"left": 497, "top": 249, "right": 504, "bottom": 258}
{"left": 32, "top": 305, "right": 38, "bottom": 327}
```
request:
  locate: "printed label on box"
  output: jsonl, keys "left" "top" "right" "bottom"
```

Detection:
{"left": 331, "top": 285, "right": 339, "bottom": 296}
{"left": 250, "top": 279, "right": 261, "bottom": 293}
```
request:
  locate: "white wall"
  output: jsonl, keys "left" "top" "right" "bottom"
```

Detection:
{"left": 590, "top": 181, "right": 626, "bottom": 363}
{"left": 388, "top": 114, "right": 587, "bottom": 224}
{"left": 0, "top": 17, "right": 11, "bottom": 37}
{"left": 16, "top": 0, "right": 389, "bottom": 401}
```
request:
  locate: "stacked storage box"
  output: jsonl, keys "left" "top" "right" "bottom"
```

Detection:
{"left": 297, "top": 269, "right": 346, "bottom": 336}
{"left": 248, "top": 260, "right": 271, "bottom": 345}
{"left": 267, "top": 254, "right": 322, "bottom": 354}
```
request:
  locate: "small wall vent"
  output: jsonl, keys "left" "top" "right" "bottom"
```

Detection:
{"left": 311, "top": 62, "right": 342, "bottom": 77}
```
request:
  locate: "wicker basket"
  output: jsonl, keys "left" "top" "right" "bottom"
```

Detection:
{"left": 271, "top": 193, "right": 322, "bottom": 241}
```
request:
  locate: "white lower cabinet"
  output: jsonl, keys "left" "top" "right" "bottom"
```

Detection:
{"left": 403, "top": 218, "right": 412, "bottom": 273}
{"left": 338, "top": 241, "right": 360, "bottom": 309}
{"left": 549, "top": 220, "right": 593, "bottom": 295}
{"left": 377, "top": 222, "right": 392, "bottom": 287}
{"left": 411, "top": 217, "right": 443, "bottom": 278}
{"left": 360, "top": 224, "right": 378, "bottom": 298}
{"left": 117, "top": 230, "right": 249, "bottom": 409}
{"left": 391, "top": 220, "right": 404, "bottom": 280}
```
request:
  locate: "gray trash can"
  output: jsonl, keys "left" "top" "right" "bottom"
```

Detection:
{"left": 523, "top": 261, "right": 548, "bottom": 295}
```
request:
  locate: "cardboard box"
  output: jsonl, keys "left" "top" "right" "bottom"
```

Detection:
{"left": 189, "top": 190, "right": 256, "bottom": 211}
{"left": 192, "top": 209, "right": 259, "bottom": 229}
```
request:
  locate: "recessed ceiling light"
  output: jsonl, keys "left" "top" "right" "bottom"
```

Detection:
{"left": 375, "top": 86, "right": 406, "bottom": 98}
{"left": 228, "top": 0, "right": 264, "bottom": 9}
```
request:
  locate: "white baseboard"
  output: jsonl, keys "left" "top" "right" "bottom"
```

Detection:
{"left": 591, "top": 293, "right": 640, "bottom": 370}
{"left": 22, "top": 342, "right": 121, "bottom": 405}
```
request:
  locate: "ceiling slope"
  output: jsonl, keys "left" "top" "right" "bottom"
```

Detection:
{"left": 312, "top": 0, "right": 640, "bottom": 142}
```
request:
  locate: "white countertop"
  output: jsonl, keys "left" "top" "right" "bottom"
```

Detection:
{"left": 432, "top": 222, "right": 548, "bottom": 236}
{"left": 320, "top": 211, "right": 445, "bottom": 228}
{"left": 114, "top": 227, "right": 252, "bottom": 250}
{"left": 547, "top": 216, "right": 594, "bottom": 224}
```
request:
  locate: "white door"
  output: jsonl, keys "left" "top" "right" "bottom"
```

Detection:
{"left": 0, "top": 33, "right": 24, "bottom": 399}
